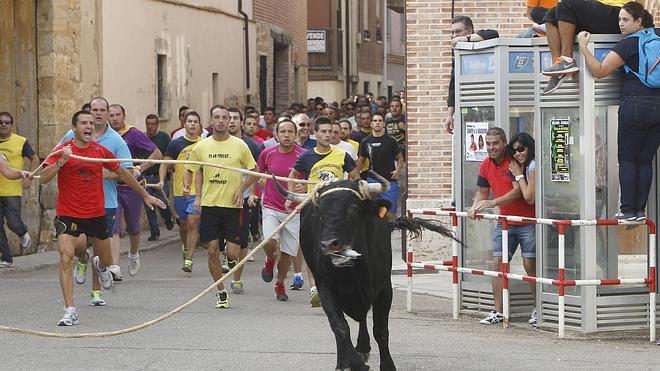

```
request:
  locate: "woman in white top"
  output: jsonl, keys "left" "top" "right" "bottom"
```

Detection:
{"left": 508, "top": 132, "right": 535, "bottom": 205}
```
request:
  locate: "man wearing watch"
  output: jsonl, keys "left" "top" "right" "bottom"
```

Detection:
{"left": 467, "top": 127, "right": 535, "bottom": 326}
{"left": 444, "top": 16, "right": 499, "bottom": 134}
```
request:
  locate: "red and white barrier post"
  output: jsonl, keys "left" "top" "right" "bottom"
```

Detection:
{"left": 451, "top": 213, "right": 459, "bottom": 320}
{"left": 556, "top": 222, "right": 567, "bottom": 338}
{"left": 647, "top": 220, "right": 656, "bottom": 342}
{"left": 501, "top": 218, "right": 510, "bottom": 327}
{"left": 407, "top": 211, "right": 414, "bottom": 313}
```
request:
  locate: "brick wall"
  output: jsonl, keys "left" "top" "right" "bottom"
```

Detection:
{"left": 406, "top": 1, "right": 660, "bottom": 205}
{"left": 254, "top": 0, "right": 308, "bottom": 66}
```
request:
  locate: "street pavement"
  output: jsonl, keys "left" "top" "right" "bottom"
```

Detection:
{"left": 0, "top": 229, "right": 659, "bottom": 370}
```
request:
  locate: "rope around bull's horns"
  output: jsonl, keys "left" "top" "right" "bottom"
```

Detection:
{"left": 0, "top": 192, "right": 313, "bottom": 338}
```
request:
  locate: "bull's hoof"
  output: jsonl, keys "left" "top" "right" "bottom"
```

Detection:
{"left": 358, "top": 352, "right": 370, "bottom": 362}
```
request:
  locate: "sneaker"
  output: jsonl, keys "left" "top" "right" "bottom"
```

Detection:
{"left": 614, "top": 212, "right": 637, "bottom": 221}
{"left": 227, "top": 259, "right": 238, "bottom": 270}
{"left": 182, "top": 259, "right": 193, "bottom": 273}
{"left": 542, "top": 57, "right": 578, "bottom": 76}
{"left": 128, "top": 253, "right": 140, "bottom": 276}
{"left": 290, "top": 275, "right": 304, "bottom": 290}
{"left": 309, "top": 286, "right": 321, "bottom": 307}
{"left": 247, "top": 248, "right": 255, "bottom": 262}
{"left": 542, "top": 74, "right": 571, "bottom": 95}
{"left": 57, "top": 307, "right": 79, "bottom": 326}
{"left": 74, "top": 253, "right": 88, "bottom": 284}
{"left": 215, "top": 291, "right": 229, "bottom": 309}
{"left": 147, "top": 234, "right": 159, "bottom": 242}
{"left": 479, "top": 310, "right": 504, "bottom": 325}
{"left": 636, "top": 211, "right": 647, "bottom": 221}
{"left": 261, "top": 258, "right": 275, "bottom": 282}
{"left": 0, "top": 260, "right": 14, "bottom": 268}
{"left": 108, "top": 264, "right": 123, "bottom": 282}
{"left": 231, "top": 280, "right": 245, "bottom": 294}
{"left": 275, "top": 281, "right": 288, "bottom": 301}
{"left": 93, "top": 256, "right": 113, "bottom": 290}
{"left": 20, "top": 233, "right": 31, "bottom": 250}
{"left": 222, "top": 256, "right": 229, "bottom": 273}
{"left": 528, "top": 306, "right": 538, "bottom": 326}
{"left": 165, "top": 217, "right": 174, "bottom": 231}
{"left": 90, "top": 290, "right": 106, "bottom": 306}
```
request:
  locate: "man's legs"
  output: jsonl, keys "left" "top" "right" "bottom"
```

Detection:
{"left": 232, "top": 201, "right": 251, "bottom": 290}
{"left": 144, "top": 182, "right": 160, "bottom": 240}
{"left": 491, "top": 256, "right": 504, "bottom": 313}
{"left": 0, "top": 198, "right": 12, "bottom": 264}
{"left": 558, "top": 21, "right": 577, "bottom": 59}
{"left": 58, "top": 234, "right": 77, "bottom": 308}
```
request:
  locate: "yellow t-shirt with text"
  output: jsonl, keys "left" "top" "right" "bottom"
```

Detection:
{"left": 185, "top": 135, "right": 256, "bottom": 208}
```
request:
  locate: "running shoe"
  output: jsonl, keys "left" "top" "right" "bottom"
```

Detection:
{"left": 74, "top": 253, "right": 88, "bottom": 284}
{"left": 247, "top": 248, "right": 255, "bottom": 262}
{"left": 20, "top": 233, "right": 31, "bottom": 250}
{"left": 290, "top": 275, "right": 304, "bottom": 290}
{"left": 231, "top": 280, "right": 245, "bottom": 294}
{"left": 309, "top": 286, "right": 321, "bottom": 307}
{"left": 614, "top": 212, "right": 636, "bottom": 221}
{"left": 93, "top": 256, "right": 113, "bottom": 290}
{"left": 0, "top": 260, "right": 14, "bottom": 268}
{"left": 541, "top": 74, "right": 571, "bottom": 95}
{"left": 636, "top": 211, "right": 647, "bottom": 221}
{"left": 147, "top": 234, "right": 159, "bottom": 242}
{"left": 90, "top": 290, "right": 106, "bottom": 306}
{"left": 261, "top": 258, "right": 275, "bottom": 282}
{"left": 227, "top": 259, "right": 238, "bottom": 270}
{"left": 529, "top": 306, "right": 538, "bottom": 326}
{"left": 222, "top": 255, "right": 229, "bottom": 273}
{"left": 275, "top": 281, "right": 288, "bottom": 301}
{"left": 108, "top": 264, "right": 123, "bottom": 282}
{"left": 57, "top": 307, "right": 79, "bottom": 326}
{"left": 182, "top": 259, "right": 193, "bottom": 273}
{"left": 215, "top": 291, "right": 229, "bottom": 309}
{"left": 542, "top": 57, "right": 578, "bottom": 76}
{"left": 479, "top": 310, "right": 504, "bottom": 325}
{"left": 165, "top": 217, "right": 174, "bottom": 231}
{"left": 128, "top": 253, "right": 140, "bottom": 276}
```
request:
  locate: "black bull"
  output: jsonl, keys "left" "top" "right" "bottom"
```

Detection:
{"left": 277, "top": 175, "right": 457, "bottom": 370}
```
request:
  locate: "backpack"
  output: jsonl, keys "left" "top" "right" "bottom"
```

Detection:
{"left": 623, "top": 28, "right": 660, "bottom": 88}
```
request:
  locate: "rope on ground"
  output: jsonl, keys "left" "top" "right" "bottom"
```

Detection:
{"left": 0, "top": 193, "right": 313, "bottom": 338}
{"left": 29, "top": 150, "right": 317, "bottom": 185}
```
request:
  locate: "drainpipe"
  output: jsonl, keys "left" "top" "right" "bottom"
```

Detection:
{"left": 238, "top": 0, "right": 251, "bottom": 103}
{"left": 345, "top": 0, "right": 351, "bottom": 99}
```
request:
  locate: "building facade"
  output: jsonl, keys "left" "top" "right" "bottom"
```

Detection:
{"left": 254, "top": 0, "right": 308, "bottom": 112}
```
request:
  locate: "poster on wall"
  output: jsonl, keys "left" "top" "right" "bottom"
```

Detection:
{"left": 551, "top": 118, "right": 570, "bottom": 182}
{"left": 465, "top": 122, "right": 488, "bottom": 162}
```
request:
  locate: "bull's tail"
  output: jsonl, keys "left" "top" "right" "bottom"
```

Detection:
{"left": 390, "top": 217, "right": 463, "bottom": 245}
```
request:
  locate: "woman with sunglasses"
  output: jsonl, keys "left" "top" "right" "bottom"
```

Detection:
{"left": 508, "top": 132, "right": 536, "bottom": 205}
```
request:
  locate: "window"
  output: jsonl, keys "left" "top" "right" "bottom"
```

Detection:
{"left": 212, "top": 73, "right": 219, "bottom": 105}
{"left": 363, "top": 0, "right": 369, "bottom": 38}
{"left": 363, "top": 81, "right": 370, "bottom": 95}
{"left": 157, "top": 54, "right": 167, "bottom": 118}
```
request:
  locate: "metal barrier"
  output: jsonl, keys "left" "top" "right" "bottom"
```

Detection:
{"left": 405, "top": 208, "right": 657, "bottom": 341}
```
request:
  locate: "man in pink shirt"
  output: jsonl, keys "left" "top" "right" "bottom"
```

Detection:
{"left": 246, "top": 119, "right": 305, "bottom": 301}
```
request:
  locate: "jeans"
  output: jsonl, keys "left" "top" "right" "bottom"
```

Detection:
{"left": 492, "top": 223, "right": 536, "bottom": 260}
{"left": 143, "top": 175, "right": 173, "bottom": 237}
{"left": 618, "top": 95, "right": 660, "bottom": 214}
{"left": 0, "top": 196, "right": 28, "bottom": 263}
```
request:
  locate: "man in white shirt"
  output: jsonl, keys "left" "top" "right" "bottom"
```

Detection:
{"left": 330, "top": 121, "right": 357, "bottom": 161}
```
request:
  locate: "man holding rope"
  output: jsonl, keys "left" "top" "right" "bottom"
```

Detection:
{"left": 185, "top": 106, "right": 256, "bottom": 309}
{"left": 40, "top": 110, "right": 164, "bottom": 326}
{"left": 161, "top": 110, "right": 202, "bottom": 273}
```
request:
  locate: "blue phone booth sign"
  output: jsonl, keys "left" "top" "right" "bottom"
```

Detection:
{"left": 509, "top": 52, "right": 534, "bottom": 73}
{"left": 461, "top": 53, "right": 495, "bottom": 75}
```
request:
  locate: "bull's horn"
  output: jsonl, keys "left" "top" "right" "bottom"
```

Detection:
{"left": 366, "top": 170, "right": 390, "bottom": 195}
{"left": 272, "top": 175, "right": 307, "bottom": 203}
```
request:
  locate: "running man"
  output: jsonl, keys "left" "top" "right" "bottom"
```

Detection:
{"left": 185, "top": 106, "right": 256, "bottom": 309}
{"left": 40, "top": 110, "right": 164, "bottom": 326}
{"left": 160, "top": 111, "right": 202, "bottom": 272}
{"left": 108, "top": 104, "right": 163, "bottom": 277}
{"left": 288, "top": 115, "right": 358, "bottom": 306}
{"left": 245, "top": 119, "right": 305, "bottom": 301}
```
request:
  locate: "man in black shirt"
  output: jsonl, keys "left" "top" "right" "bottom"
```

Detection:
{"left": 444, "top": 16, "right": 499, "bottom": 134}
{"left": 357, "top": 113, "right": 404, "bottom": 220}
{"left": 143, "top": 114, "right": 174, "bottom": 241}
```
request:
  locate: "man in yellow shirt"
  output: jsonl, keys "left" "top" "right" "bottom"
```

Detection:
{"left": 0, "top": 112, "right": 38, "bottom": 267}
{"left": 541, "top": 0, "right": 630, "bottom": 94}
{"left": 185, "top": 106, "right": 256, "bottom": 309}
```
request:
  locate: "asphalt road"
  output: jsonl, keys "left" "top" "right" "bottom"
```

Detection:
{"left": 0, "top": 239, "right": 658, "bottom": 370}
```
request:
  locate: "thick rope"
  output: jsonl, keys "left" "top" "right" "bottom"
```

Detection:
{"left": 0, "top": 194, "right": 313, "bottom": 338}
{"left": 29, "top": 150, "right": 316, "bottom": 185}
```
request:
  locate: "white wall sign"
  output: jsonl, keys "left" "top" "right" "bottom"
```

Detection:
{"left": 307, "top": 30, "right": 326, "bottom": 53}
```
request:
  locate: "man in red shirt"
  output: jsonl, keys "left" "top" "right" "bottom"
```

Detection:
{"left": 255, "top": 106, "right": 276, "bottom": 141}
{"left": 40, "top": 110, "right": 164, "bottom": 326}
{"left": 468, "top": 127, "right": 537, "bottom": 326}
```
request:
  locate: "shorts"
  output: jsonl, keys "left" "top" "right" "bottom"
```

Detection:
{"left": 199, "top": 206, "right": 241, "bottom": 245}
{"left": 262, "top": 207, "right": 300, "bottom": 257}
{"left": 105, "top": 208, "right": 117, "bottom": 232}
{"left": 367, "top": 178, "right": 399, "bottom": 214}
{"left": 55, "top": 215, "right": 110, "bottom": 240}
{"left": 493, "top": 223, "right": 536, "bottom": 259}
{"left": 547, "top": 0, "right": 620, "bottom": 34}
{"left": 113, "top": 186, "right": 144, "bottom": 235}
{"left": 174, "top": 195, "right": 199, "bottom": 221}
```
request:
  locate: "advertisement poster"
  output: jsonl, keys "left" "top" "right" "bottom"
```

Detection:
{"left": 465, "top": 122, "right": 488, "bottom": 162}
{"left": 551, "top": 118, "right": 570, "bottom": 182}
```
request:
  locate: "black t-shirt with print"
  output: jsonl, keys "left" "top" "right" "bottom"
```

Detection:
{"left": 358, "top": 134, "right": 401, "bottom": 181}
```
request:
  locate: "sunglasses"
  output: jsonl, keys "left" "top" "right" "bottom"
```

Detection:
{"left": 514, "top": 146, "right": 527, "bottom": 153}
{"left": 0, "top": 121, "right": 12, "bottom": 125}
